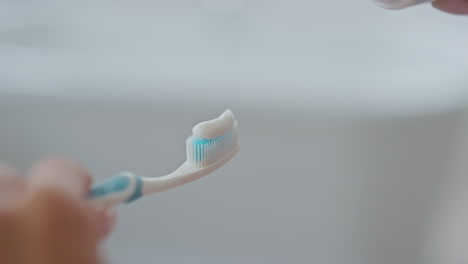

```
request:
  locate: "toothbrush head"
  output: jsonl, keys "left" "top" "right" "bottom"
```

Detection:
{"left": 186, "top": 109, "right": 239, "bottom": 168}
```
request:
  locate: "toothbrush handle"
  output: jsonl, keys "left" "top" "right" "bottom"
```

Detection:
{"left": 88, "top": 172, "right": 143, "bottom": 207}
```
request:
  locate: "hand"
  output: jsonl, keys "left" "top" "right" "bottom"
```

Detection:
{"left": 433, "top": 0, "right": 468, "bottom": 14}
{"left": 0, "top": 156, "right": 116, "bottom": 264}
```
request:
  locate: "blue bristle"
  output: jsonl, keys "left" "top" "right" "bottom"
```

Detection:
{"left": 187, "top": 125, "right": 237, "bottom": 167}
{"left": 192, "top": 136, "right": 221, "bottom": 162}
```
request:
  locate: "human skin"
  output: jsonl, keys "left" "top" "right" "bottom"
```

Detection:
{"left": 432, "top": 0, "right": 468, "bottom": 14}
{"left": 0, "top": 156, "right": 115, "bottom": 264}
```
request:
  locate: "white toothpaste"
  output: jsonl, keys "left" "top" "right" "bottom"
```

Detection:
{"left": 192, "top": 109, "right": 235, "bottom": 139}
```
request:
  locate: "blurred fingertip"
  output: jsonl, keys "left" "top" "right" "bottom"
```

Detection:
{"left": 32, "top": 155, "right": 86, "bottom": 174}
{"left": 432, "top": 0, "right": 468, "bottom": 14}
{"left": 28, "top": 155, "right": 92, "bottom": 198}
{"left": 432, "top": 0, "right": 447, "bottom": 10}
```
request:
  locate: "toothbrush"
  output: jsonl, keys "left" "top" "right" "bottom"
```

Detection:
{"left": 88, "top": 109, "right": 239, "bottom": 208}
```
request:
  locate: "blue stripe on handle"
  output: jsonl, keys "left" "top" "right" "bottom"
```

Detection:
{"left": 126, "top": 175, "right": 143, "bottom": 203}
{"left": 89, "top": 174, "right": 131, "bottom": 198}
{"left": 89, "top": 173, "right": 143, "bottom": 204}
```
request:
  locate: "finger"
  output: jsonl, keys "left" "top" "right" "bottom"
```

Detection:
{"left": 28, "top": 156, "right": 92, "bottom": 199}
{"left": 19, "top": 187, "right": 100, "bottom": 264}
{"left": 0, "top": 164, "right": 25, "bottom": 208}
{"left": 0, "top": 208, "right": 23, "bottom": 264}
{"left": 27, "top": 156, "right": 117, "bottom": 241}
{"left": 18, "top": 157, "right": 101, "bottom": 264}
{"left": 432, "top": 0, "right": 468, "bottom": 14}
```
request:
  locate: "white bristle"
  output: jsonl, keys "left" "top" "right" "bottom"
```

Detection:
{"left": 186, "top": 122, "right": 239, "bottom": 167}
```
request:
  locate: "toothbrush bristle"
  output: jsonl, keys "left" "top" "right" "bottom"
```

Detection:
{"left": 186, "top": 123, "right": 239, "bottom": 167}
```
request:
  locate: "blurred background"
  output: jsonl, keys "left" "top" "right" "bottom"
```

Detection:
{"left": 1, "top": 0, "right": 468, "bottom": 263}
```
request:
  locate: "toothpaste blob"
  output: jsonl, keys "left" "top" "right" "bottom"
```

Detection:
{"left": 192, "top": 109, "right": 235, "bottom": 139}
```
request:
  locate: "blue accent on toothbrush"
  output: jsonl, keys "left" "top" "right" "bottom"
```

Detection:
{"left": 126, "top": 174, "right": 143, "bottom": 203}
{"left": 192, "top": 136, "right": 222, "bottom": 162}
{"left": 88, "top": 173, "right": 143, "bottom": 203}
{"left": 88, "top": 174, "right": 131, "bottom": 198}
